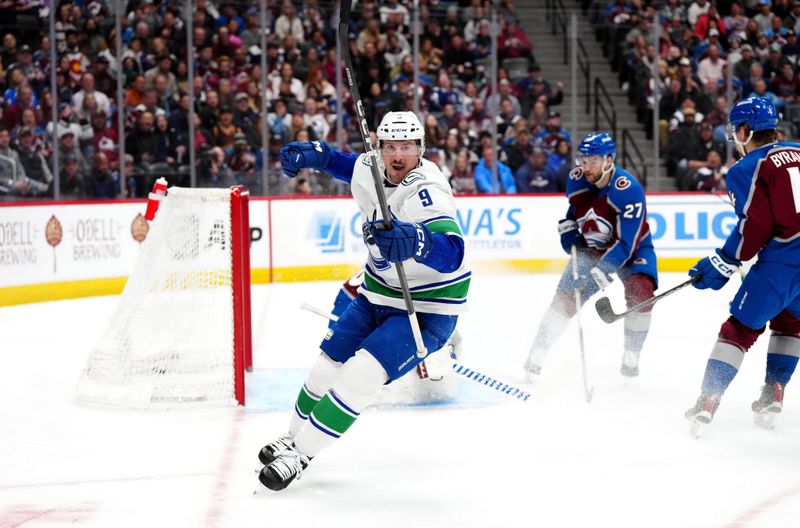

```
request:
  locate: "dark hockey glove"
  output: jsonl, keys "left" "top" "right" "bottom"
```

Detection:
{"left": 689, "top": 249, "right": 740, "bottom": 290}
{"left": 364, "top": 214, "right": 433, "bottom": 263}
{"left": 558, "top": 218, "right": 585, "bottom": 255}
{"left": 279, "top": 140, "right": 332, "bottom": 178}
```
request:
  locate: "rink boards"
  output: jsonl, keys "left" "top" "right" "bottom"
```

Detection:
{"left": 0, "top": 193, "right": 736, "bottom": 306}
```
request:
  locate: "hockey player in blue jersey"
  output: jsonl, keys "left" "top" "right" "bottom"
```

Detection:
{"left": 685, "top": 96, "right": 800, "bottom": 434}
{"left": 256, "top": 112, "right": 470, "bottom": 491}
{"left": 523, "top": 133, "right": 658, "bottom": 378}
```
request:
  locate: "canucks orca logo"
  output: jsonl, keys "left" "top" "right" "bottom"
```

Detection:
{"left": 308, "top": 212, "right": 345, "bottom": 253}
{"left": 578, "top": 208, "right": 614, "bottom": 248}
{"left": 402, "top": 172, "right": 426, "bottom": 186}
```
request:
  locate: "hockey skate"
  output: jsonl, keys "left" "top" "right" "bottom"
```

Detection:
{"left": 685, "top": 393, "right": 721, "bottom": 438}
{"left": 751, "top": 382, "right": 784, "bottom": 430}
{"left": 523, "top": 348, "right": 546, "bottom": 381}
{"left": 620, "top": 349, "right": 640, "bottom": 377}
{"left": 257, "top": 433, "right": 294, "bottom": 466}
{"left": 258, "top": 446, "right": 311, "bottom": 492}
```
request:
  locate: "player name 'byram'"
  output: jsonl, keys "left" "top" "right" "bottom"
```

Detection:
{"left": 768, "top": 149, "right": 800, "bottom": 167}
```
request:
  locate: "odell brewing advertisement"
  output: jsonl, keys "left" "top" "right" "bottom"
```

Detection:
{"left": 0, "top": 203, "right": 147, "bottom": 286}
{"left": 0, "top": 198, "right": 271, "bottom": 290}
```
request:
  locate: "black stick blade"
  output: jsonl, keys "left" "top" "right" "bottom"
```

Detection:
{"left": 595, "top": 296, "right": 620, "bottom": 324}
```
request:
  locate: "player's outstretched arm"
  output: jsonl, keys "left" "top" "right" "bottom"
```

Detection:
{"left": 279, "top": 140, "right": 358, "bottom": 183}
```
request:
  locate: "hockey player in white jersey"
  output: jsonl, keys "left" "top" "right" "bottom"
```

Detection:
{"left": 257, "top": 112, "right": 470, "bottom": 491}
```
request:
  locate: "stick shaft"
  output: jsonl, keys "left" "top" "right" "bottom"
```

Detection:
{"left": 337, "top": 7, "right": 426, "bottom": 358}
{"left": 571, "top": 246, "right": 593, "bottom": 403}
{"left": 623, "top": 277, "right": 695, "bottom": 317}
{"left": 301, "top": 302, "right": 338, "bottom": 322}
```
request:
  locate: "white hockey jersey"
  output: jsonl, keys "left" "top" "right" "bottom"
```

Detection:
{"left": 350, "top": 154, "right": 470, "bottom": 315}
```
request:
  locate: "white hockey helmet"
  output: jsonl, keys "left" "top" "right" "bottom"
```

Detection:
{"left": 376, "top": 111, "right": 426, "bottom": 157}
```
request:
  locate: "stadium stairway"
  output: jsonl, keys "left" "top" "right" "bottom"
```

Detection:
{"left": 516, "top": 2, "right": 677, "bottom": 191}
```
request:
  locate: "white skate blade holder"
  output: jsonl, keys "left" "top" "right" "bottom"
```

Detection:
{"left": 753, "top": 411, "right": 776, "bottom": 430}
{"left": 689, "top": 419, "right": 705, "bottom": 439}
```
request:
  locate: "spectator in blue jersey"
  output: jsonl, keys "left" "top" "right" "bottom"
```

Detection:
{"left": 546, "top": 138, "right": 572, "bottom": 176}
{"left": 515, "top": 147, "right": 557, "bottom": 193}
{"left": 524, "top": 132, "right": 657, "bottom": 379}
{"left": 474, "top": 145, "right": 516, "bottom": 193}
{"left": 85, "top": 152, "right": 121, "bottom": 199}
{"left": 535, "top": 110, "right": 573, "bottom": 154}
{"left": 685, "top": 97, "right": 800, "bottom": 434}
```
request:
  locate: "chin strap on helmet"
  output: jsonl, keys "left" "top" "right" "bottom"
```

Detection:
{"left": 734, "top": 127, "right": 754, "bottom": 157}
{"left": 594, "top": 156, "right": 615, "bottom": 188}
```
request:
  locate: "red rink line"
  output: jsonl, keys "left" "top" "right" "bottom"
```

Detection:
{"left": 204, "top": 410, "right": 245, "bottom": 528}
{"left": 724, "top": 485, "right": 800, "bottom": 528}
{"left": 0, "top": 505, "right": 94, "bottom": 527}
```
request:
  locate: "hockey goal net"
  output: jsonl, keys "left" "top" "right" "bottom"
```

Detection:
{"left": 77, "top": 186, "right": 252, "bottom": 408}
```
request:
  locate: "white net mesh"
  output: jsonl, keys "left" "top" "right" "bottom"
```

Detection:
{"left": 77, "top": 187, "right": 239, "bottom": 408}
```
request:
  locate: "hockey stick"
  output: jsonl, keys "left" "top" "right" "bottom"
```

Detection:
{"left": 571, "top": 245, "right": 593, "bottom": 403}
{"left": 300, "top": 303, "right": 532, "bottom": 402}
{"left": 338, "top": 0, "right": 427, "bottom": 359}
{"left": 594, "top": 276, "right": 700, "bottom": 324}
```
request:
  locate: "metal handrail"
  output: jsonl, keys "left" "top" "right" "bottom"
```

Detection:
{"left": 593, "top": 77, "right": 617, "bottom": 140}
{"left": 621, "top": 128, "right": 648, "bottom": 188}
{"left": 577, "top": 38, "right": 590, "bottom": 114}
{"left": 554, "top": 0, "right": 568, "bottom": 64}
{"left": 545, "top": 0, "right": 569, "bottom": 63}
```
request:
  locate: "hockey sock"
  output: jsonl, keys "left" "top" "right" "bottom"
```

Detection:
{"left": 765, "top": 334, "right": 800, "bottom": 386}
{"left": 295, "top": 349, "right": 389, "bottom": 458}
{"left": 531, "top": 305, "right": 571, "bottom": 353}
{"left": 290, "top": 352, "right": 342, "bottom": 435}
{"left": 623, "top": 310, "right": 651, "bottom": 353}
{"left": 701, "top": 341, "right": 744, "bottom": 395}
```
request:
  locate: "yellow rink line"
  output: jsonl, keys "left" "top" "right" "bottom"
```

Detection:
{"left": 0, "top": 258, "right": 701, "bottom": 307}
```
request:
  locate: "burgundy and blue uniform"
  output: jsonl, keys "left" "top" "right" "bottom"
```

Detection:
{"left": 722, "top": 141, "right": 800, "bottom": 334}
{"left": 525, "top": 132, "right": 657, "bottom": 378}
{"left": 701, "top": 141, "right": 800, "bottom": 396}
{"left": 557, "top": 164, "right": 658, "bottom": 302}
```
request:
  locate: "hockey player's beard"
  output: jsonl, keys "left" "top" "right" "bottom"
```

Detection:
{"left": 386, "top": 161, "right": 407, "bottom": 184}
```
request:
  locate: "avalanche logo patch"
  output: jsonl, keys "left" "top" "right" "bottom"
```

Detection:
{"left": 569, "top": 167, "right": 584, "bottom": 180}
{"left": 615, "top": 177, "right": 631, "bottom": 191}
{"left": 578, "top": 208, "right": 614, "bottom": 248}
{"left": 634, "top": 257, "right": 647, "bottom": 265}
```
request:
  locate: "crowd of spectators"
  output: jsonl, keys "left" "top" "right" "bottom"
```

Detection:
{"left": 0, "top": 0, "right": 577, "bottom": 200}
{"left": 592, "top": 0, "right": 800, "bottom": 191}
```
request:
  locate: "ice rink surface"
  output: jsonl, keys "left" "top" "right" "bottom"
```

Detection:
{"left": 1, "top": 272, "right": 798, "bottom": 528}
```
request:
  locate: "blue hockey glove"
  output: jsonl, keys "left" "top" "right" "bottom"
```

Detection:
{"left": 559, "top": 218, "right": 585, "bottom": 254}
{"left": 689, "top": 249, "right": 740, "bottom": 290}
{"left": 279, "top": 140, "right": 332, "bottom": 178}
{"left": 364, "top": 214, "right": 433, "bottom": 263}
